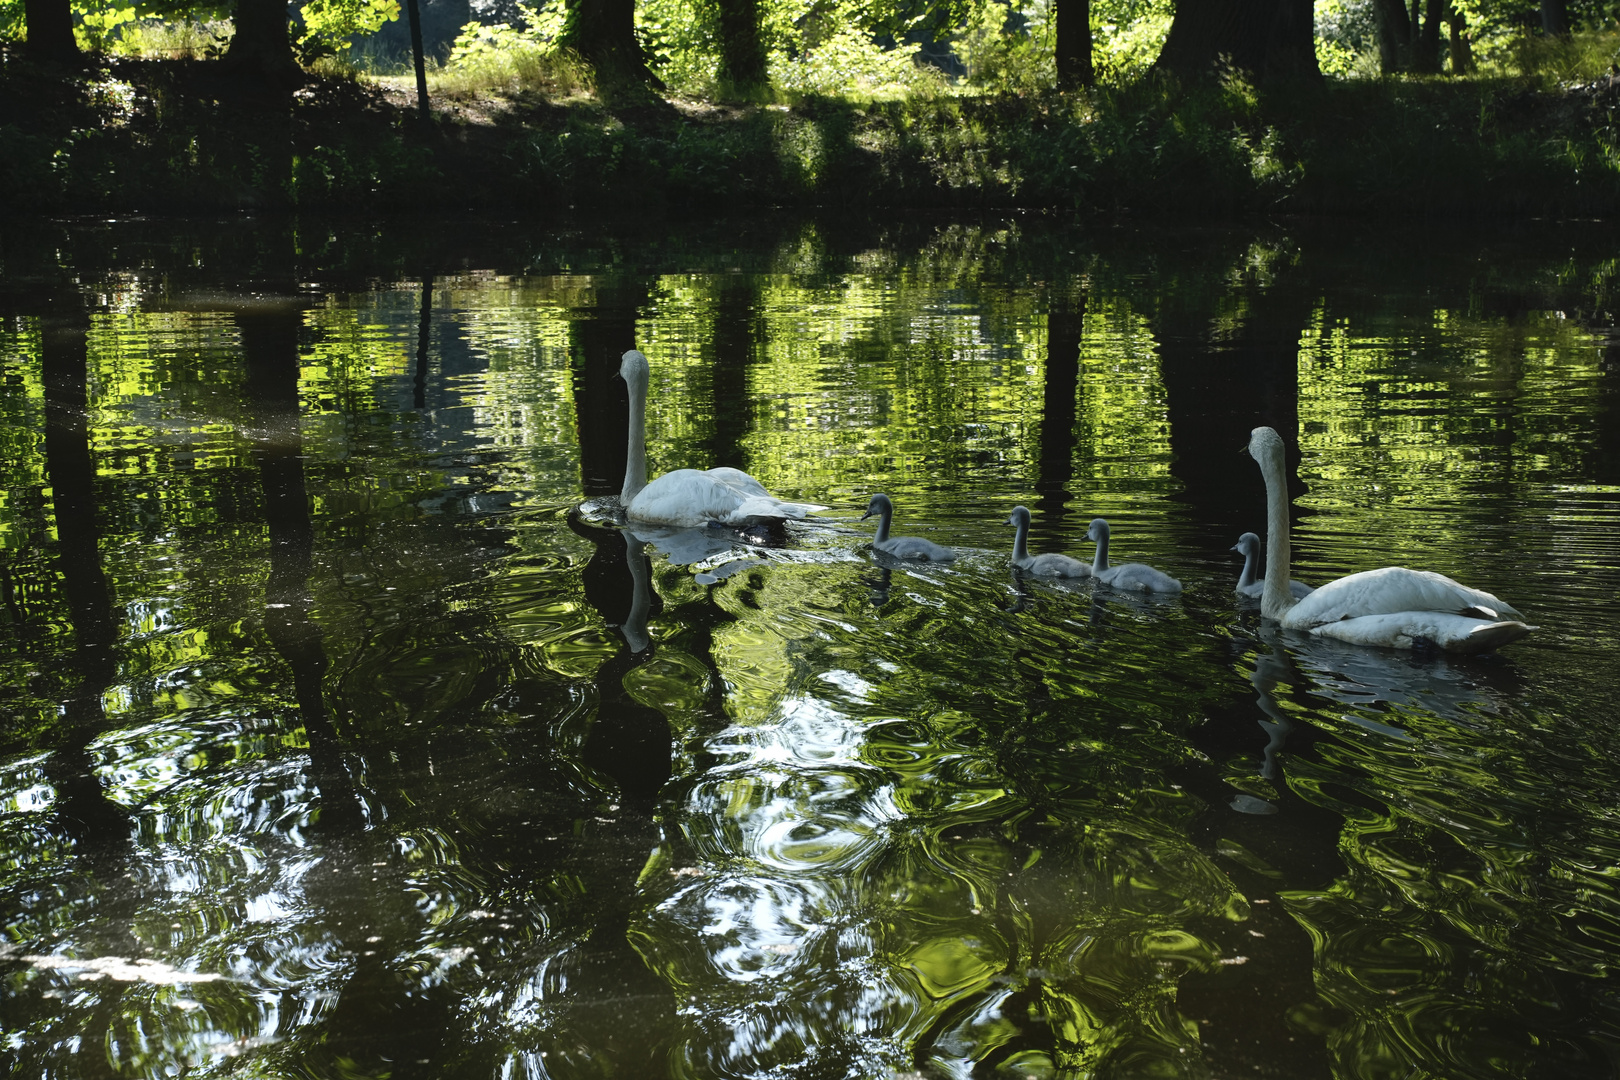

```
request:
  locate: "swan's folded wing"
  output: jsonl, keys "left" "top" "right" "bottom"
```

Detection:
{"left": 721, "top": 496, "right": 826, "bottom": 523}
{"left": 1310, "top": 611, "right": 1534, "bottom": 654}
{"left": 1288, "top": 566, "right": 1524, "bottom": 626}
{"left": 704, "top": 467, "right": 771, "bottom": 498}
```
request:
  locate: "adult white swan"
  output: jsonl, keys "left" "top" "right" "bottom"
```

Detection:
{"left": 618, "top": 350, "right": 824, "bottom": 529}
{"left": 1246, "top": 425, "right": 1533, "bottom": 653}
{"left": 1232, "top": 531, "right": 1313, "bottom": 599}
{"left": 1086, "top": 518, "right": 1182, "bottom": 593}
{"left": 1006, "top": 506, "right": 1090, "bottom": 577}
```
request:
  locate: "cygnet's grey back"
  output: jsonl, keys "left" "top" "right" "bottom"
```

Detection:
{"left": 1103, "top": 562, "right": 1183, "bottom": 593}
{"left": 863, "top": 492, "right": 956, "bottom": 561}
{"left": 1088, "top": 516, "right": 1181, "bottom": 593}
{"left": 1007, "top": 505, "right": 1089, "bottom": 577}
{"left": 878, "top": 535, "right": 957, "bottom": 561}
{"left": 1022, "top": 552, "right": 1091, "bottom": 578}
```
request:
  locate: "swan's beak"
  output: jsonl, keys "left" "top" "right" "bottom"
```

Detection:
{"left": 859, "top": 509, "right": 875, "bottom": 521}
{"left": 1229, "top": 544, "right": 1241, "bottom": 553}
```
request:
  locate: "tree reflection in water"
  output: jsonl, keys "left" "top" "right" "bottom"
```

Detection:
{"left": 0, "top": 218, "right": 1618, "bottom": 1080}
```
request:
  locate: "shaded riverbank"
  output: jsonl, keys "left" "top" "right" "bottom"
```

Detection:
{"left": 5, "top": 47, "right": 1620, "bottom": 217}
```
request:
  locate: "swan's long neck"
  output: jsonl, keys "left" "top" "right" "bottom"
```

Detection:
{"left": 1259, "top": 444, "right": 1296, "bottom": 621}
{"left": 1012, "top": 518, "right": 1029, "bottom": 562}
{"left": 1091, "top": 529, "right": 1110, "bottom": 574}
{"left": 872, "top": 505, "right": 891, "bottom": 544}
{"left": 621, "top": 376, "right": 649, "bottom": 503}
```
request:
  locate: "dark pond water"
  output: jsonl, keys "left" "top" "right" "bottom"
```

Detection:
{"left": 2, "top": 216, "right": 1619, "bottom": 1080}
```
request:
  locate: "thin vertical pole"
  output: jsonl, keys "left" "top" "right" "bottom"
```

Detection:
{"left": 407, "top": 0, "right": 431, "bottom": 122}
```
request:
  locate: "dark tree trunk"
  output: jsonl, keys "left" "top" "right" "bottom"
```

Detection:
{"left": 1038, "top": 289, "right": 1084, "bottom": 526}
{"left": 406, "top": 0, "right": 431, "bottom": 119}
{"left": 1412, "top": 0, "right": 1444, "bottom": 71}
{"left": 240, "top": 304, "right": 365, "bottom": 836}
{"left": 1154, "top": 0, "right": 1321, "bottom": 82}
{"left": 559, "top": 0, "right": 661, "bottom": 90}
{"left": 413, "top": 274, "right": 434, "bottom": 410}
{"left": 1054, "top": 0, "right": 1094, "bottom": 87}
{"left": 223, "top": 0, "right": 302, "bottom": 85}
{"left": 1540, "top": 0, "right": 1570, "bottom": 37}
{"left": 1371, "top": 0, "right": 1413, "bottom": 71}
{"left": 22, "top": 0, "right": 77, "bottom": 63}
{"left": 569, "top": 278, "right": 650, "bottom": 497}
{"left": 708, "top": 277, "right": 758, "bottom": 470}
{"left": 41, "top": 306, "right": 132, "bottom": 861}
{"left": 715, "top": 0, "right": 767, "bottom": 96}
{"left": 1446, "top": 6, "right": 1472, "bottom": 72}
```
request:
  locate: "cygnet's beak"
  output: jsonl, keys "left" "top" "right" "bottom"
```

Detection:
{"left": 1229, "top": 543, "right": 1241, "bottom": 554}
{"left": 859, "top": 508, "right": 875, "bottom": 521}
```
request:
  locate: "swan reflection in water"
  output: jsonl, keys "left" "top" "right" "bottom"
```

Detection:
{"left": 1234, "top": 625, "right": 1523, "bottom": 815}
{"left": 516, "top": 514, "right": 679, "bottom": 1072}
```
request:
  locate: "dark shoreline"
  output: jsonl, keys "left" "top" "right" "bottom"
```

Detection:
{"left": 7, "top": 48, "right": 1620, "bottom": 219}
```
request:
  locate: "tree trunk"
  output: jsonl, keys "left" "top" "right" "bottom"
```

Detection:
{"left": 1054, "top": 0, "right": 1094, "bottom": 87}
{"left": 559, "top": 0, "right": 661, "bottom": 91}
{"left": 715, "top": 0, "right": 767, "bottom": 96}
{"left": 1371, "top": 0, "right": 1413, "bottom": 72}
{"left": 1038, "top": 288, "right": 1084, "bottom": 524}
{"left": 1412, "top": 0, "right": 1444, "bottom": 71}
{"left": 1540, "top": 0, "right": 1570, "bottom": 37}
{"left": 22, "top": 0, "right": 77, "bottom": 63}
{"left": 1446, "top": 5, "right": 1472, "bottom": 72}
{"left": 223, "top": 0, "right": 302, "bottom": 85}
{"left": 1154, "top": 0, "right": 1321, "bottom": 83}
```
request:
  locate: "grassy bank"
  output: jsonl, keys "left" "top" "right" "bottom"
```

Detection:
{"left": 4, "top": 47, "right": 1620, "bottom": 217}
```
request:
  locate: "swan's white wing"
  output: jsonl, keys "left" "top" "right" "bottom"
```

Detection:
{"left": 628, "top": 469, "right": 749, "bottom": 528}
{"left": 1310, "top": 611, "right": 1535, "bottom": 654}
{"left": 719, "top": 496, "right": 826, "bottom": 524}
{"left": 1286, "top": 566, "right": 1524, "bottom": 627}
{"left": 703, "top": 466, "right": 771, "bottom": 498}
{"left": 630, "top": 469, "right": 825, "bottom": 527}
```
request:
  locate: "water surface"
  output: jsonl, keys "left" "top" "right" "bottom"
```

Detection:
{"left": 1, "top": 217, "right": 1619, "bottom": 1080}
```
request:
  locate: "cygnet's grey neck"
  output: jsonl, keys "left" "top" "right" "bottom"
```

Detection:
{"left": 1236, "top": 540, "right": 1260, "bottom": 589}
{"left": 1011, "top": 516, "right": 1030, "bottom": 562}
{"left": 870, "top": 504, "right": 892, "bottom": 544}
{"left": 1090, "top": 527, "right": 1110, "bottom": 574}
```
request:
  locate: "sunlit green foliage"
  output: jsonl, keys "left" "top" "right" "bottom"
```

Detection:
{"left": 432, "top": 3, "right": 593, "bottom": 94}
{"left": 297, "top": 0, "right": 399, "bottom": 53}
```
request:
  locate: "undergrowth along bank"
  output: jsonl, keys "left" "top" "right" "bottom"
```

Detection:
{"left": 4, "top": 49, "right": 1620, "bottom": 217}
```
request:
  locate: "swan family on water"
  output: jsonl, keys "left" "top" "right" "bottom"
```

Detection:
{"left": 607, "top": 351, "right": 1534, "bottom": 655}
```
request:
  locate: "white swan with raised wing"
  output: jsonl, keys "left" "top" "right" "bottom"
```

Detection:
{"left": 1247, "top": 425, "right": 1532, "bottom": 653}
